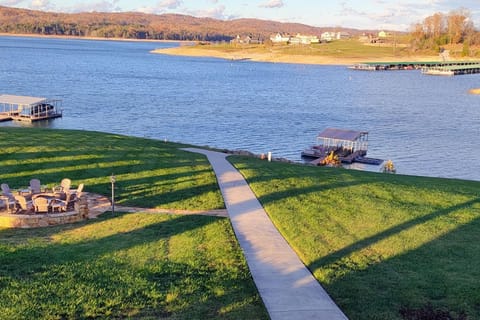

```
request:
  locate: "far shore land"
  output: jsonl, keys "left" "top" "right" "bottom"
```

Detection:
{"left": 0, "top": 32, "right": 194, "bottom": 44}
{"left": 0, "top": 33, "right": 468, "bottom": 66}
{"left": 151, "top": 45, "right": 444, "bottom": 66}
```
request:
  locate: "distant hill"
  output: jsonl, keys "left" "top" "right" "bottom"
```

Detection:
{"left": 0, "top": 6, "right": 369, "bottom": 41}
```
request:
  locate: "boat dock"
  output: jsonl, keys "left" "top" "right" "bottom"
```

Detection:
{"left": 0, "top": 94, "right": 62, "bottom": 122}
{"left": 421, "top": 63, "right": 480, "bottom": 76}
{"left": 301, "top": 128, "right": 383, "bottom": 166}
{"left": 350, "top": 60, "right": 480, "bottom": 76}
{"left": 0, "top": 114, "right": 13, "bottom": 122}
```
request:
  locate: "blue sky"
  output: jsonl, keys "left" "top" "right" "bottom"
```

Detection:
{"left": 1, "top": 0, "right": 478, "bottom": 31}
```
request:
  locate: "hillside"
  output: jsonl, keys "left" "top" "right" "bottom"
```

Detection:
{"left": 0, "top": 5, "right": 367, "bottom": 41}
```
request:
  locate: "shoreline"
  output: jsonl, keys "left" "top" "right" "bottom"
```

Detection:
{"left": 0, "top": 32, "right": 193, "bottom": 44}
{"left": 151, "top": 46, "right": 443, "bottom": 66}
{"left": 0, "top": 33, "right": 447, "bottom": 65}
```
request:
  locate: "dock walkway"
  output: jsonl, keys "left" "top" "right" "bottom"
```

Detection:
{"left": 350, "top": 60, "right": 480, "bottom": 76}
{"left": 0, "top": 113, "right": 12, "bottom": 122}
{"left": 183, "top": 148, "right": 348, "bottom": 320}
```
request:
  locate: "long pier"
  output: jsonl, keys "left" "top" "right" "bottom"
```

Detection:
{"left": 421, "top": 63, "right": 480, "bottom": 76}
{"left": 349, "top": 60, "right": 480, "bottom": 76}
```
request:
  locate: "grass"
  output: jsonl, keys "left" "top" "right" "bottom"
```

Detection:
{"left": 0, "top": 127, "right": 268, "bottom": 319}
{"left": 3, "top": 127, "right": 480, "bottom": 319}
{"left": 0, "top": 212, "right": 267, "bottom": 319}
{"left": 195, "top": 39, "right": 412, "bottom": 60}
{"left": 0, "top": 127, "right": 223, "bottom": 210}
{"left": 275, "top": 40, "right": 409, "bottom": 59}
{"left": 229, "top": 156, "right": 480, "bottom": 320}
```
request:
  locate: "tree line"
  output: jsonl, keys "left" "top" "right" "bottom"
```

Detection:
{"left": 0, "top": 9, "right": 232, "bottom": 41}
{"left": 0, "top": 6, "right": 328, "bottom": 42}
{"left": 409, "top": 9, "right": 480, "bottom": 55}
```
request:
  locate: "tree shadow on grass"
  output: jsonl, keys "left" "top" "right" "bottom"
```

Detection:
{"left": 0, "top": 213, "right": 202, "bottom": 266}
{"left": 307, "top": 198, "right": 480, "bottom": 319}
{"left": 309, "top": 197, "right": 480, "bottom": 272}
{"left": 0, "top": 139, "right": 222, "bottom": 210}
{"left": 0, "top": 212, "right": 268, "bottom": 319}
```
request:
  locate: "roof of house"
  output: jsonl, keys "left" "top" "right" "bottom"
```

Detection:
{"left": 317, "top": 128, "right": 368, "bottom": 141}
{"left": 0, "top": 95, "right": 47, "bottom": 106}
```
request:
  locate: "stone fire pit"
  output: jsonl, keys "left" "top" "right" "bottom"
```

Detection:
{"left": 0, "top": 193, "right": 111, "bottom": 228}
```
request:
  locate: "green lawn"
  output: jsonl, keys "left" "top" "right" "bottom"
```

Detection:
{"left": 0, "top": 127, "right": 268, "bottom": 319}
{"left": 197, "top": 39, "right": 412, "bottom": 60}
{"left": 0, "top": 212, "right": 267, "bottom": 319}
{"left": 229, "top": 156, "right": 480, "bottom": 320}
{"left": 0, "top": 127, "right": 223, "bottom": 210}
{"left": 278, "top": 40, "right": 409, "bottom": 59}
{"left": 3, "top": 127, "right": 480, "bottom": 319}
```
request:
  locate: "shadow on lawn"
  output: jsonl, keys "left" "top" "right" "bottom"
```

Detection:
{"left": 309, "top": 198, "right": 480, "bottom": 320}
{"left": 0, "top": 134, "right": 221, "bottom": 209}
{"left": 309, "top": 197, "right": 480, "bottom": 271}
{"left": 0, "top": 212, "right": 267, "bottom": 319}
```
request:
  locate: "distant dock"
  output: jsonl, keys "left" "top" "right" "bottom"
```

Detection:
{"left": 349, "top": 60, "right": 480, "bottom": 76}
{"left": 421, "top": 63, "right": 480, "bottom": 76}
{"left": 0, "top": 94, "right": 62, "bottom": 122}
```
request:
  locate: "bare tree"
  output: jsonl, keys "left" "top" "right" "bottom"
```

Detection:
{"left": 447, "top": 8, "right": 472, "bottom": 44}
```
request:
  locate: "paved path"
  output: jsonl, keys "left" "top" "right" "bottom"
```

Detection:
{"left": 183, "top": 148, "right": 348, "bottom": 320}
{"left": 85, "top": 193, "right": 228, "bottom": 218}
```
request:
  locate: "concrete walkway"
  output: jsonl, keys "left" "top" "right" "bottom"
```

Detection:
{"left": 183, "top": 148, "right": 348, "bottom": 320}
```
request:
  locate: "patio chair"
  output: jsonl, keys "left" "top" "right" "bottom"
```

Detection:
{"left": 0, "top": 195, "right": 16, "bottom": 213}
{"left": 33, "top": 196, "right": 51, "bottom": 213}
{"left": 50, "top": 189, "right": 77, "bottom": 213}
{"left": 14, "top": 195, "right": 34, "bottom": 213}
{"left": 29, "top": 179, "right": 42, "bottom": 194}
{"left": 53, "top": 178, "right": 71, "bottom": 200}
{"left": 71, "top": 183, "right": 84, "bottom": 198}
{"left": 1, "top": 183, "right": 12, "bottom": 195}
{"left": 1, "top": 184, "right": 19, "bottom": 211}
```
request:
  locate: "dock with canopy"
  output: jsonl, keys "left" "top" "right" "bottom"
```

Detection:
{"left": 302, "top": 128, "right": 382, "bottom": 165}
{"left": 0, "top": 94, "right": 62, "bottom": 122}
{"left": 316, "top": 128, "right": 369, "bottom": 153}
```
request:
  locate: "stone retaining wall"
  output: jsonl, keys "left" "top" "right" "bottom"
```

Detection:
{"left": 0, "top": 211, "right": 84, "bottom": 228}
{"left": 0, "top": 195, "right": 92, "bottom": 229}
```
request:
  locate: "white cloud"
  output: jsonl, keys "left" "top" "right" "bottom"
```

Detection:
{"left": 194, "top": 5, "right": 227, "bottom": 19}
{"left": 158, "top": 0, "right": 182, "bottom": 10}
{"left": 60, "top": 0, "right": 121, "bottom": 13}
{"left": 30, "top": 0, "right": 53, "bottom": 11}
{"left": 136, "top": 6, "right": 156, "bottom": 14}
{"left": 259, "top": 0, "right": 284, "bottom": 9}
{"left": 135, "top": 0, "right": 182, "bottom": 14}
{"left": 0, "top": 0, "right": 25, "bottom": 6}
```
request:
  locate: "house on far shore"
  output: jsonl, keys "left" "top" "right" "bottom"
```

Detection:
{"left": 270, "top": 33, "right": 291, "bottom": 44}
{"left": 320, "top": 32, "right": 335, "bottom": 42}
{"left": 321, "top": 31, "right": 352, "bottom": 42}
{"left": 231, "top": 35, "right": 262, "bottom": 44}
{"left": 336, "top": 31, "right": 351, "bottom": 40}
{"left": 289, "top": 33, "right": 320, "bottom": 45}
{"left": 270, "top": 33, "right": 319, "bottom": 45}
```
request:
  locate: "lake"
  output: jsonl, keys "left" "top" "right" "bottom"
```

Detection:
{"left": 1, "top": 36, "right": 479, "bottom": 181}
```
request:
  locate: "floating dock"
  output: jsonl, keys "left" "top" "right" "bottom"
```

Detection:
{"left": 0, "top": 94, "right": 62, "bottom": 122}
{"left": 350, "top": 60, "right": 480, "bottom": 76}
{"left": 0, "top": 114, "right": 13, "bottom": 122}
{"left": 421, "top": 63, "right": 480, "bottom": 76}
{"left": 301, "top": 128, "right": 383, "bottom": 166}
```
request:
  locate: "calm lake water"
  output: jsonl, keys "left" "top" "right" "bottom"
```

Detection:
{"left": 1, "top": 36, "right": 479, "bottom": 181}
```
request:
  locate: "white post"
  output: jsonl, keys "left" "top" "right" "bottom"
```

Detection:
{"left": 267, "top": 151, "right": 272, "bottom": 162}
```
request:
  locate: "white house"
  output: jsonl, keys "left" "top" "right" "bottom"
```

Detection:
{"left": 336, "top": 32, "right": 351, "bottom": 39}
{"left": 320, "top": 32, "right": 336, "bottom": 42}
{"left": 270, "top": 33, "right": 291, "bottom": 43}
{"left": 289, "top": 33, "right": 319, "bottom": 45}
